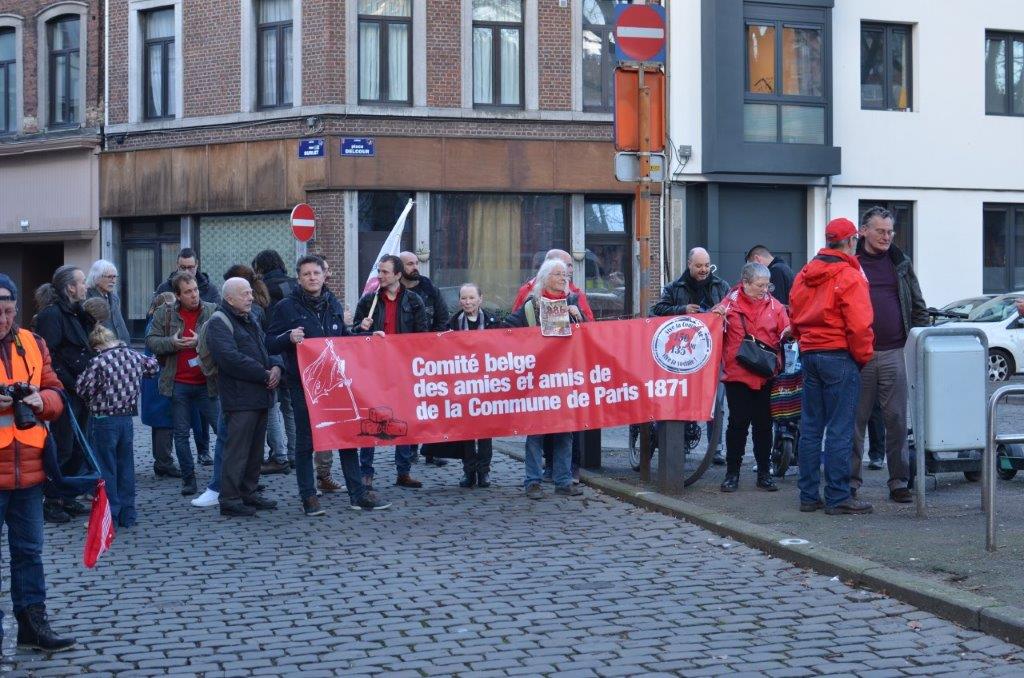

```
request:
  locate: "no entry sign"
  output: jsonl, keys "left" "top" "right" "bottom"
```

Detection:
{"left": 613, "top": 4, "right": 666, "bottom": 64}
{"left": 291, "top": 203, "right": 316, "bottom": 242}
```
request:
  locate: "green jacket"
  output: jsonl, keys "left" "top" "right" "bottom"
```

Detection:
{"left": 145, "top": 301, "right": 218, "bottom": 398}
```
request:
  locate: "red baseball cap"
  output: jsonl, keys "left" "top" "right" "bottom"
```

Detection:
{"left": 825, "top": 217, "right": 857, "bottom": 242}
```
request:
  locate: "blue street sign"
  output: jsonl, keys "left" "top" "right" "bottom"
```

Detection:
{"left": 298, "top": 138, "right": 325, "bottom": 158}
{"left": 341, "top": 138, "right": 376, "bottom": 157}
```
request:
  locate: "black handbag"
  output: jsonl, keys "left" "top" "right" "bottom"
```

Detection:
{"left": 736, "top": 315, "right": 779, "bottom": 378}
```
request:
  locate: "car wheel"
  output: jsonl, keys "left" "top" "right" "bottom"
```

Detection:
{"left": 997, "top": 445, "right": 1019, "bottom": 481}
{"left": 988, "top": 349, "right": 1013, "bottom": 382}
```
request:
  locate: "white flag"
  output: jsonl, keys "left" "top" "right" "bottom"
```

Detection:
{"left": 362, "top": 198, "right": 414, "bottom": 296}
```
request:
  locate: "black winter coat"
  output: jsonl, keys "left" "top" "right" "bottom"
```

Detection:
{"left": 155, "top": 270, "right": 221, "bottom": 305}
{"left": 206, "top": 303, "right": 277, "bottom": 412}
{"left": 855, "top": 241, "right": 929, "bottom": 335}
{"left": 767, "top": 257, "right": 796, "bottom": 307}
{"left": 503, "top": 294, "right": 582, "bottom": 328}
{"left": 267, "top": 287, "right": 350, "bottom": 384}
{"left": 352, "top": 287, "right": 428, "bottom": 335}
{"left": 448, "top": 309, "right": 499, "bottom": 331}
{"left": 405, "top": 276, "right": 451, "bottom": 332}
{"left": 651, "top": 271, "right": 730, "bottom": 317}
{"left": 34, "top": 298, "right": 96, "bottom": 392}
{"left": 260, "top": 267, "right": 297, "bottom": 326}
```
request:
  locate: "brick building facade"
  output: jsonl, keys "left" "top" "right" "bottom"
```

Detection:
{"left": 0, "top": 0, "right": 104, "bottom": 324}
{"left": 97, "top": 0, "right": 662, "bottom": 338}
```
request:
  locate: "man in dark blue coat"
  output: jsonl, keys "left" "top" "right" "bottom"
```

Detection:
{"left": 267, "top": 255, "right": 391, "bottom": 517}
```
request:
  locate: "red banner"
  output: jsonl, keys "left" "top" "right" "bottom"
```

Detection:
{"left": 297, "top": 314, "right": 724, "bottom": 451}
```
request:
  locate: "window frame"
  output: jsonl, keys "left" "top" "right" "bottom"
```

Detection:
{"left": 256, "top": 3, "right": 294, "bottom": 110}
{"left": 742, "top": 6, "right": 828, "bottom": 146}
{"left": 47, "top": 15, "right": 80, "bottom": 129}
{"left": 985, "top": 30, "right": 1024, "bottom": 117}
{"left": 860, "top": 22, "right": 913, "bottom": 112}
{"left": 0, "top": 27, "right": 15, "bottom": 135}
{"left": 983, "top": 203, "right": 1024, "bottom": 294}
{"left": 581, "top": 1, "right": 625, "bottom": 113}
{"left": 472, "top": 2, "right": 525, "bottom": 109}
{"left": 142, "top": 8, "right": 175, "bottom": 120}
{"left": 357, "top": 6, "right": 413, "bottom": 107}
{"left": 583, "top": 196, "right": 634, "bottom": 320}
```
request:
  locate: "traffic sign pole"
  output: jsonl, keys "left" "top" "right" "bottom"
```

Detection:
{"left": 637, "top": 64, "right": 653, "bottom": 482}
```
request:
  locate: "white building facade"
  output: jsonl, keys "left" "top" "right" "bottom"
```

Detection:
{"left": 666, "top": 0, "right": 1024, "bottom": 307}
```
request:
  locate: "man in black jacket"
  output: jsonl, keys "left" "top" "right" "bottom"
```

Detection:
{"left": 206, "top": 278, "right": 281, "bottom": 517}
{"left": 267, "top": 255, "right": 390, "bottom": 516}
{"left": 651, "top": 247, "right": 730, "bottom": 465}
{"left": 155, "top": 248, "right": 221, "bottom": 305}
{"left": 399, "top": 251, "right": 450, "bottom": 467}
{"left": 34, "top": 265, "right": 94, "bottom": 524}
{"left": 353, "top": 255, "right": 428, "bottom": 488}
{"left": 745, "top": 245, "right": 796, "bottom": 306}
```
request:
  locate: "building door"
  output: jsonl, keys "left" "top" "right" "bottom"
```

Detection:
{"left": 120, "top": 219, "right": 181, "bottom": 340}
{"left": 686, "top": 184, "right": 807, "bottom": 286}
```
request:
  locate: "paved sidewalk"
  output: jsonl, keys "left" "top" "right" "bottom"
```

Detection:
{"left": 1, "top": 423, "right": 1022, "bottom": 676}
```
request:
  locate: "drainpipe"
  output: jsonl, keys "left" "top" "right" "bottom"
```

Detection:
{"left": 825, "top": 175, "right": 833, "bottom": 224}
{"left": 103, "top": 0, "right": 109, "bottom": 149}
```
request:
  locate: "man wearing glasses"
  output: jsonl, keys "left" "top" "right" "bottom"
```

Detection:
{"left": 154, "top": 248, "right": 221, "bottom": 306}
{"left": 851, "top": 206, "right": 929, "bottom": 504}
{"left": 85, "top": 260, "right": 131, "bottom": 344}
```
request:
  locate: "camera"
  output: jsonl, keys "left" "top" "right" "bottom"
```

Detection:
{"left": 0, "top": 382, "right": 38, "bottom": 431}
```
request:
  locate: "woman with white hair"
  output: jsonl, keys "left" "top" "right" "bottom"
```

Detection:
{"left": 713, "top": 262, "right": 790, "bottom": 493}
{"left": 504, "top": 258, "right": 585, "bottom": 499}
{"left": 85, "top": 259, "right": 131, "bottom": 344}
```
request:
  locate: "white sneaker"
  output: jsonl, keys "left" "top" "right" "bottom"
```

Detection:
{"left": 191, "top": 489, "right": 219, "bottom": 508}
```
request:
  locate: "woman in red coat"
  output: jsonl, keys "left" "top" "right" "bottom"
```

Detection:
{"left": 713, "top": 262, "right": 790, "bottom": 493}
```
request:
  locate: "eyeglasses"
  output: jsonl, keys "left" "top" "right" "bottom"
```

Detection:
{"left": 101, "top": 274, "right": 118, "bottom": 280}
{"left": 873, "top": 229, "right": 896, "bottom": 239}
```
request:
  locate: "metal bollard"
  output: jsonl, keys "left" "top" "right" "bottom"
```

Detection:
{"left": 983, "top": 385, "right": 1024, "bottom": 552}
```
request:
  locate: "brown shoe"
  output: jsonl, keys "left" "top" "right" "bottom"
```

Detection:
{"left": 317, "top": 475, "right": 342, "bottom": 493}
{"left": 395, "top": 475, "right": 422, "bottom": 489}
{"left": 890, "top": 488, "right": 913, "bottom": 503}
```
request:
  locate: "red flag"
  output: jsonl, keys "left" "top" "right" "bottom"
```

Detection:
{"left": 83, "top": 480, "right": 115, "bottom": 568}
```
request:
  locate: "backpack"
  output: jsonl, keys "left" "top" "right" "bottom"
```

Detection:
{"left": 195, "top": 310, "right": 232, "bottom": 384}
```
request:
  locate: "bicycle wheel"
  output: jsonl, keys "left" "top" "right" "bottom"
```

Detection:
{"left": 682, "top": 405, "right": 725, "bottom": 487}
{"left": 628, "top": 424, "right": 641, "bottom": 471}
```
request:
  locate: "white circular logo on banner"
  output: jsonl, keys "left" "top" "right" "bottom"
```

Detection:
{"left": 651, "top": 317, "right": 713, "bottom": 375}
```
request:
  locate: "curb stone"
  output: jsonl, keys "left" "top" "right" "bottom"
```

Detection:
{"left": 501, "top": 447, "right": 1024, "bottom": 646}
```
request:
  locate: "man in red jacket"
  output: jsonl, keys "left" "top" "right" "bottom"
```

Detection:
{"left": 789, "top": 218, "right": 875, "bottom": 516}
{"left": 0, "top": 273, "right": 76, "bottom": 651}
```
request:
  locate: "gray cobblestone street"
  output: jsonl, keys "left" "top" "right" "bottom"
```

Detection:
{"left": 1, "top": 422, "right": 1022, "bottom": 676}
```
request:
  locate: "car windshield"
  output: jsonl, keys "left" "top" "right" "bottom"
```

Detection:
{"left": 941, "top": 296, "right": 992, "bottom": 316}
{"left": 967, "top": 295, "right": 1024, "bottom": 322}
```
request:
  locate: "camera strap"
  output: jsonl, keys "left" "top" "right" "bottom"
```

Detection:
{"left": 2, "top": 331, "right": 36, "bottom": 384}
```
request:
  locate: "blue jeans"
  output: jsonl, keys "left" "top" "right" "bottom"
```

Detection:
{"left": 87, "top": 415, "right": 136, "bottom": 528}
{"left": 207, "top": 411, "right": 228, "bottom": 493}
{"left": 172, "top": 382, "right": 219, "bottom": 480}
{"left": 290, "top": 387, "right": 366, "bottom": 504}
{"left": 278, "top": 386, "right": 297, "bottom": 463}
{"left": 797, "top": 352, "right": 861, "bottom": 507}
{"left": 0, "top": 484, "right": 46, "bottom": 629}
{"left": 526, "top": 433, "right": 572, "bottom": 488}
{"left": 362, "top": 445, "right": 416, "bottom": 478}
{"left": 266, "top": 396, "right": 288, "bottom": 463}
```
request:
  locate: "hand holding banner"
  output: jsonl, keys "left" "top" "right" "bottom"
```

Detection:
{"left": 297, "top": 314, "right": 723, "bottom": 451}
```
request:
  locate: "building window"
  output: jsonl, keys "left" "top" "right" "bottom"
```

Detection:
{"left": 983, "top": 204, "right": 1024, "bottom": 293}
{"left": 47, "top": 15, "right": 80, "bottom": 127}
{"left": 584, "top": 198, "right": 632, "bottom": 319}
{"left": 472, "top": 0, "right": 523, "bottom": 108}
{"left": 0, "top": 28, "right": 14, "bottom": 133}
{"left": 143, "top": 9, "right": 175, "bottom": 120}
{"left": 431, "top": 193, "right": 568, "bottom": 312}
{"left": 985, "top": 31, "right": 1024, "bottom": 116}
{"left": 582, "top": 1, "right": 630, "bottom": 112}
{"left": 861, "top": 23, "right": 911, "bottom": 111}
{"left": 257, "top": 0, "right": 293, "bottom": 108}
{"left": 358, "top": 192, "right": 415, "bottom": 286}
{"left": 858, "top": 200, "right": 914, "bottom": 260}
{"left": 358, "top": 0, "right": 411, "bottom": 105}
{"left": 744, "top": 14, "right": 825, "bottom": 144}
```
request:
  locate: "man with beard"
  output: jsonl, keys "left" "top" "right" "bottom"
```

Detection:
{"left": 34, "top": 265, "right": 95, "bottom": 524}
{"left": 399, "top": 251, "right": 451, "bottom": 467}
{"left": 651, "top": 247, "right": 730, "bottom": 465}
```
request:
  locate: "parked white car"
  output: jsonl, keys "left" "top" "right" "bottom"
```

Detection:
{"left": 936, "top": 293, "right": 1024, "bottom": 381}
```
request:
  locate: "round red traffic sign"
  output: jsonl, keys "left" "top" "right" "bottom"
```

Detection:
{"left": 614, "top": 4, "right": 666, "bottom": 62}
{"left": 291, "top": 203, "right": 315, "bottom": 242}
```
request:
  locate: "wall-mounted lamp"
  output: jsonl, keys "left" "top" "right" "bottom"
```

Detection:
{"left": 416, "top": 245, "right": 430, "bottom": 263}
{"left": 19, "top": 219, "right": 29, "bottom": 232}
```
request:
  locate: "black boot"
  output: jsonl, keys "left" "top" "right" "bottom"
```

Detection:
{"left": 181, "top": 475, "right": 197, "bottom": 496}
{"left": 756, "top": 472, "right": 778, "bottom": 492}
{"left": 477, "top": 471, "right": 491, "bottom": 488}
{"left": 43, "top": 500, "right": 70, "bottom": 525}
{"left": 16, "top": 604, "right": 76, "bottom": 652}
{"left": 720, "top": 472, "right": 739, "bottom": 493}
{"left": 458, "top": 474, "right": 476, "bottom": 488}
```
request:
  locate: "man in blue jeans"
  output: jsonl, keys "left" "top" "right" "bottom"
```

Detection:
{"left": 789, "top": 218, "right": 875, "bottom": 515}
{"left": 146, "top": 273, "right": 219, "bottom": 496}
